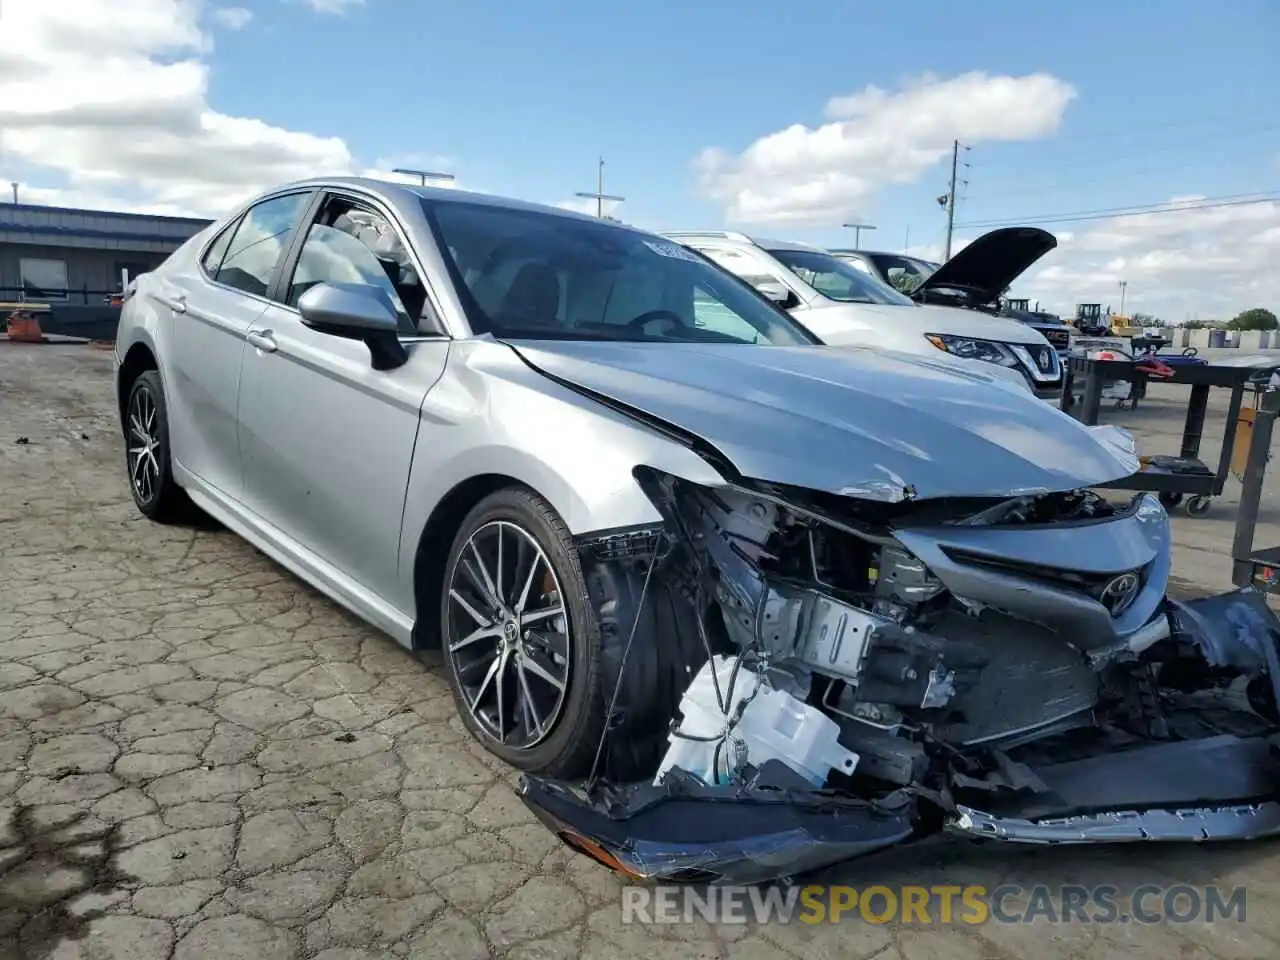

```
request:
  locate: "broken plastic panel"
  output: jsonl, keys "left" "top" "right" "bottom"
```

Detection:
{"left": 654, "top": 655, "right": 859, "bottom": 788}
{"left": 520, "top": 764, "right": 916, "bottom": 885}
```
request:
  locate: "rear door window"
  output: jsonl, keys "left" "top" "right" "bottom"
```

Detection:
{"left": 212, "top": 193, "right": 311, "bottom": 298}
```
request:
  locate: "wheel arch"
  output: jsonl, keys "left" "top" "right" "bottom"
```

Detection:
{"left": 410, "top": 473, "right": 541, "bottom": 650}
{"left": 116, "top": 341, "right": 159, "bottom": 422}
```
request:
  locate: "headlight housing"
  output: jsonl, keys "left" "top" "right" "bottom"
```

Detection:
{"left": 925, "top": 333, "right": 1020, "bottom": 368}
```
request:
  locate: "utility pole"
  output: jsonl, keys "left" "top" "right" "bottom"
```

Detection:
{"left": 939, "top": 140, "right": 969, "bottom": 260}
{"left": 842, "top": 222, "right": 876, "bottom": 247}
{"left": 10, "top": 182, "right": 16, "bottom": 204}
{"left": 904, "top": 226, "right": 910, "bottom": 252}
{"left": 576, "top": 156, "right": 625, "bottom": 218}
{"left": 1119, "top": 280, "right": 1128, "bottom": 315}
{"left": 943, "top": 141, "right": 959, "bottom": 259}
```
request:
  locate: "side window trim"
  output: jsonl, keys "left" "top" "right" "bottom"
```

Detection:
{"left": 271, "top": 188, "right": 447, "bottom": 336}
{"left": 265, "top": 190, "right": 327, "bottom": 304}
{"left": 200, "top": 189, "right": 316, "bottom": 302}
{"left": 197, "top": 216, "right": 243, "bottom": 282}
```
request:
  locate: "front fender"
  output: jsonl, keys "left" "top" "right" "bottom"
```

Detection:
{"left": 393, "top": 340, "right": 726, "bottom": 611}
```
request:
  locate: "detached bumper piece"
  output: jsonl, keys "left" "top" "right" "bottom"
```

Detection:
{"left": 950, "top": 802, "right": 1280, "bottom": 844}
{"left": 947, "top": 733, "right": 1280, "bottom": 844}
{"left": 518, "top": 763, "right": 916, "bottom": 885}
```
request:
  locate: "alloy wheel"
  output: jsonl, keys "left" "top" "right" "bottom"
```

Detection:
{"left": 127, "top": 385, "right": 162, "bottom": 504}
{"left": 445, "top": 520, "right": 572, "bottom": 749}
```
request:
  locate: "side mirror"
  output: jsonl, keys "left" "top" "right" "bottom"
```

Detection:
{"left": 297, "top": 282, "right": 408, "bottom": 371}
{"left": 753, "top": 279, "right": 794, "bottom": 308}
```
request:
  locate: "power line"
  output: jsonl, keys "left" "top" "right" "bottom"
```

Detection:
{"left": 955, "top": 193, "right": 1280, "bottom": 230}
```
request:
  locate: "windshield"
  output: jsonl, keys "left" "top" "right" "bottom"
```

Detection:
{"left": 765, "top": 249, "right": 915, "bottom": 306}
{"left": 866, "top": 253, "right": 939, "bottom": 295}
{"left": 423, "top": 199, "right": 816, "bottom": 345}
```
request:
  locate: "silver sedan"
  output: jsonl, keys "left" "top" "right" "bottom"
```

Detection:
{"left": 113, "top": 177, "right": 1280, "bottom": 884}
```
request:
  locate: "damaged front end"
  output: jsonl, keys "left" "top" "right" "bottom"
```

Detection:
{"left": 520, "top": 470, "right": 1280, "bottom": 883}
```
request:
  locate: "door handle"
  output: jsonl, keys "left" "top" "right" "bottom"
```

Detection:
{"left": 246, "top": 329, "right": 277, "bottom": 353}
{"left": 163, "top": 294, "right": 187, "bottom": 314}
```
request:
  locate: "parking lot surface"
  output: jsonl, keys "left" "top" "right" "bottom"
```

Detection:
{"left": 3, "top": 343, "right": 1280, "bottom": 960}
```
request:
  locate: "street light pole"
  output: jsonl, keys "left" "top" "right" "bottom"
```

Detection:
{"left": 576, "top": 156, "right": 625, "bottom": 218}
{"left": 392, "top": 167, "right": 455, "bottom": 186}
{"left": 842, "top": 222, "right": 876, "bottom": 247}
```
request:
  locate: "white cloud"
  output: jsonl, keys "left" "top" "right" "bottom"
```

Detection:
{"left": 554, "top": 197, "right": 622, "bottom": 218}
{"left": 0, "top": 1, "right": 462, "bottom": 219}
{"left": 211, "top": 6, "right": 253, "bottom": 30}
{"left": 1015, "top": 197, "right": 1280, "bottom": 322}
{"left": 695, "top": 72, "right": 1077, "bottom": 226}
{"left": 297, "top": 0, "right": 365, "bottom": 14}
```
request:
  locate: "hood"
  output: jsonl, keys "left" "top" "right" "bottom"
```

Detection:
{"left": 801, "top": 301, "right": 1050, "bottom": 347}
{"left": 507, "top": 339, "right": 1138, "bottom": 502}
{"left": 914, "top": 227, "right": 1057, "bottom": 306}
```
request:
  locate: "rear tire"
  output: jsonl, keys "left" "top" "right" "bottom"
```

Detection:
{"left": 124, "top": 370, "right": 194, "bottom": 523}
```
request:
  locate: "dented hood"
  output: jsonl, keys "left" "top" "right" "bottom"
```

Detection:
{"left": 507, "top": 339, "right": 1139, "bottom": 501}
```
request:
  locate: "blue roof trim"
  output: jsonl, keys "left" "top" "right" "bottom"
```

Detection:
{"left": 3, "top": 201, "right": 212, "bottom": 227}
{"left": 0, "top": 222, "right": 208, "bottom": 245}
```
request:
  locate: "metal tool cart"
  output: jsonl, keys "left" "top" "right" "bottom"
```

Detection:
{"left": 1064, "top": 355, "right": 1258, "bottom": 517}
{"left": 1232, "top": 387, "right": 1280, "bottom": 592}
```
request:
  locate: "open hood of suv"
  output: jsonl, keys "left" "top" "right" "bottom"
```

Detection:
{"left": 914, "top": 227, "right": 1057, "bottom": 307}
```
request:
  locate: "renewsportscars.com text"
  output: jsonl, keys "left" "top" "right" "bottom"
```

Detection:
{"left": 621, "top": 883, "right": 1248, "bottom": 926}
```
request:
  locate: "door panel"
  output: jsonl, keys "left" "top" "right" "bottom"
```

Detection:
{"left": 236, "top": 306, "right": 447, "bottom": 601}
{"left": 165, "top": 278, "right": 268, "bottom": 497}
{"left": 235, "top": 191, "right": 448, "bottom": 603}
{"left": 163, "top": 191, "right": 312, "bottom": 498}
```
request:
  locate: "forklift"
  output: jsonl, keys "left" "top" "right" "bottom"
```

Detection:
{"left": 1075, "top": 303, "right": 1109, "bottom": 336}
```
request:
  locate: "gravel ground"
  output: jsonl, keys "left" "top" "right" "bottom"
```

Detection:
{"left": 3, "top": 343, "right": 1280, "bottom": 960}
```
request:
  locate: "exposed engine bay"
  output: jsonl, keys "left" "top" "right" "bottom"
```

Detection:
{"left": 520, "top": 469, "right": 1280, "bottom": 885}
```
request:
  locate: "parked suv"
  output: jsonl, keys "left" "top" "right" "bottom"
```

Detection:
{"left": 666, "top": 231, "right": 1064, "bottom": 402}
{"left": 832, "top": 227, "right": 1072, "bottom": 360}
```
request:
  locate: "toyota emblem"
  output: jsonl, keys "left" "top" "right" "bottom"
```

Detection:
{"left": 1099, "top": 572, "right": 1141, "bottom": 617}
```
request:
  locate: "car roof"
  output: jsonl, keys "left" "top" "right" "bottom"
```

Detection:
{"left": 246, "top": 176, "right": 644, "bottom": 231}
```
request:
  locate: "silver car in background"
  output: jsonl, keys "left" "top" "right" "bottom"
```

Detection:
{"left": 114, "top": 177, "right": 1280, "bottom": 885}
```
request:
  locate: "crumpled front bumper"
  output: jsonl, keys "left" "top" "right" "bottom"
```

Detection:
{"left": 518, "top": 765, "right": 918, "bottom": 885}
{"left": 518, "top": 590, "right": 1280, "bottom": 885}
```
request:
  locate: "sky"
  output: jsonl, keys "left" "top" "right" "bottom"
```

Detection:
{"left": 1, "top": 0, "right": 1277, "bottom": 322}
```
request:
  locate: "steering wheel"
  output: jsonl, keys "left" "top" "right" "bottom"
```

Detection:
{"left": 1182, "top": 347, "right": 1199, "bottom": 357}
{"left": 625, "top": 309, "right": 689, "bottom": 332}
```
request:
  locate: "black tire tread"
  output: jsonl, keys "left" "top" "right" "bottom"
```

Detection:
{"left": 126, "top": 370, "right": 197, "bottom": 524}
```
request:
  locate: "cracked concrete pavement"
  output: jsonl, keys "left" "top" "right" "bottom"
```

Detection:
{"left": 3, "top": 343, "right": 1280, "bottom": 959}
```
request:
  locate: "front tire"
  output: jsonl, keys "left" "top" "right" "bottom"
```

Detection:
{"left": 441, "top": 488, "right": 603, "bottom": 777}
{"left": 124, "top": 370, "right": 192, "bottom": 523}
